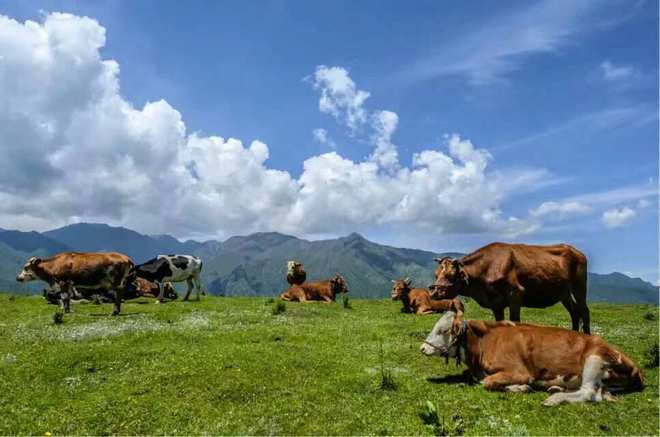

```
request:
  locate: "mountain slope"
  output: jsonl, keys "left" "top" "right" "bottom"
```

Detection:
{"left": 0, "top": 230, "right": 72, "bottom": 254}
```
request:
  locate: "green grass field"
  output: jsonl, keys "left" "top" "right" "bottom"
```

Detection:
{"left": 0, "top": 294, "right": 657, "bottom": 436}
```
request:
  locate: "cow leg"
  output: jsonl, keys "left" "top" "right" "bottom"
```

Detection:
{"left": 561, "top": 297, "right": 580, "bottom": 331}
{"left": 58, "top": 282, "right": 72, "bottom": 313}
{"left": 193, "top": 273, "right": 205, "bottom": 297}
{"left": 543, "top": 355, "right": 604, "bottom": 406}
{"left": 187, "top": 278, "right": 199, "bottom": 301}
{"left": 183, "top": 279, "right": 193, "bottom": 301}
{"left": 508, "top": 303, "right": 521, "bottom": 322}
{"left": 156, "top": 282, "right": 165, "bottom": 304}
{"left": 577, "top": 299, "right": 591, "bottom": 335}
{"left": 482, "top": 371, "right": 532, "bottom": 392}
{"left": 493, "top": 307, "right": 505, "bottom": 321}
{"left": 112, "top": 288, "right": 122, "bottom": 315}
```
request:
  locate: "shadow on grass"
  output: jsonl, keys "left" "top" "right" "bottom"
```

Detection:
{"left": 426, "top": 371, "right": 474, "bottom": 385}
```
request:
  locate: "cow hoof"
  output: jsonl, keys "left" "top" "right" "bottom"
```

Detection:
{"left": 547, "top": 385, "right": 564, "bottom": 393}
{"left": 542, "top": 394, "right": 563, "bottom": 406}
{"left": 112, "top": 311, "right": 120, "bottom": 316}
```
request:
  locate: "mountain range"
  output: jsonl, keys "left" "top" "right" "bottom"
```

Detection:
{"left": 1, "top": 223, "right": 657, "bottom": 303}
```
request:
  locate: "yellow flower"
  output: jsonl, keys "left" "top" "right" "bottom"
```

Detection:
{"left": 44, "top": 433, "right": 52, "bottom": 436}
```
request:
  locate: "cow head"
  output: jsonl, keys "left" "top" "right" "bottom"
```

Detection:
{"left": 286, "top": 260, "right": 303, "bottom": 276}
{"left": 430, "top": 257, "right": 467, "bottom": 299}
{"left": 330, "top": 275, "right": 349, "bottom": 295}
{"left": 420, "top": 311, "right": 462, "bottom": 360}
{"left": 391, "top": 278, "right": 412, "bottom": 300}
{"left": 163, "top": 282, "right": 178, "bottom": 300}
{"left": 16, "top": 257, "right": 42, "bottom": 282}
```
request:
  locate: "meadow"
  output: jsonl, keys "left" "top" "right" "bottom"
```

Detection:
{"left": 0, "top": 294, "right": 657, "bottom": 436}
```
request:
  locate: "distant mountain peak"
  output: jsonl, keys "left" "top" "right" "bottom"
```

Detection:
{"left": 345, "top": 232, "right": 365, "bottom": 240}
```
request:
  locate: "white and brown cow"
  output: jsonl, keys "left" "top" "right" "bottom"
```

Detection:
{"left": 420, "top": 311, "right": 644, "bottom": 406}
{"left": 16, "top": 252, "right": 134, "bottom": 315}
{"left": 130, "top": 255, "right": 204, "bottom": 302}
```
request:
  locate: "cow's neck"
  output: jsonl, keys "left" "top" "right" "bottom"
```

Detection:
{"left": 456, "top": 254, "right": 498, "bottom": 308}
{"left": 33, "top": 262, "right": 56, "bottom": 286}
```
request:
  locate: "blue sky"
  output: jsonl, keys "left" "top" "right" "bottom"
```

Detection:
{"left": 0, "top": 0, "right": 657, "bottom": 282}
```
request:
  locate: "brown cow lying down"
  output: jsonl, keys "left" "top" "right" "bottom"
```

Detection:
{"left": 280, "top": 275, "right": 348, "bottom": 302}
{"left": 286, "top": 260, "right": 306, "bottom": 286}
{"left": 420, "top": 311, "right": 643, "bottom": 406}
{"left": 391, "top": 279, "right": 464, "bottom": 315}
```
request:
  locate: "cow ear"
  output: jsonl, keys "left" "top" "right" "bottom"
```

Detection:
{"left": 32, "top": 257, "right": 42, "bottom": 265}
{"left": 433, "top": 258, "right": 442, "bottom": 263}
{"left": 404, "top": 277, "right": 411, "bottom": 285}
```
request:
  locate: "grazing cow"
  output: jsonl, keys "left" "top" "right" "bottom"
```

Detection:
{"left": 420, "top": 311, "right": 643, "bottom": 406}
{"left": 130, "top": 255, "right": 204, "bottom": 301}
{"left": 286, "top": 260, "right": 306, "bottom": 286}
{"left": 16, "top": 252, "right": 133, "bottom": 315}
{"left": 280, "top": 275, "right": 349, "bottom": 303}
{"left": 391, "top": 278, "right": 464, "bottom": 315}
{"left": 430, "top": 242, "right": 590, "bottom": 333}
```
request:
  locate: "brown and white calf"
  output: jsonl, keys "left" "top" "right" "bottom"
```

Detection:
{"left": 17, "top": 252, "right": 134, "bottom": 315}
{"left": 420, "top": 311, "right": 643, "bottom": 406}
{"left": 391, "top": 279, "right": 464, "bottom": 315}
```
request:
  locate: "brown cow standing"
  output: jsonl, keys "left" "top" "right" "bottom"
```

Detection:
{"left": 430, "top": 242, "right": 590, "bottom": 333}
{"left": 286, "top": 261, "right": 306, "bottom": 286}
{"left": 391, "top": 279, "right": 464, "bottom": 315}
{"left": 280, "top": 275, "right": 348, "bottom": 303}
{"left": 420, "top": 311, "right": 643, "bottom": 406}
{"left": 16, "top": 252, "right": 134, "bottom": 315}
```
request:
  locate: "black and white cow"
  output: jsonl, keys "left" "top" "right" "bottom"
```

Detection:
{"left": 130, "top": 255, "right": 204, "bottom": 302}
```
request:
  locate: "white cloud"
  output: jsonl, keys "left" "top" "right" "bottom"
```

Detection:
{"left": 600, "top": 60, "right": 634, "bottom": 80}
{"left": 401, "top": 1, "right": 602, "bottom": 85}
{"left": 0, "top": 13, "right": 545, "bottom": 240}
{"left": 369, "top": 110, "right": 399, "bottom": 170}
{"left": 311, "top": 65, "right": 370, "bottom": 134}
{"left": 312, "top": 128, "right": 336, "bottom": 149}
{"left": 530, "top": 201, "right": 592, "bottom": 218}
{"left": 602, "top": 207, "right": 636, "bottom": 228}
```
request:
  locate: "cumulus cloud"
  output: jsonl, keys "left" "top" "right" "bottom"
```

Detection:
{"left": 530, "top": 201, "right": 591, "bottom": 218}
{"left": 602, "top": 207, "right": 636, "bottom": 228}
{"left": 0, "top": 12, "right": 545, "bottom": 240}
{"left": 311, "top": 65, "right": 370, "bottom": 134}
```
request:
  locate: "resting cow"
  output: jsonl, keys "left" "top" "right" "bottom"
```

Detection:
{"left": 130, "top": 255, "right": 204, "bottom": 301}
{"left": 280, "top": 275, "right": 348, "bottom": 302}
{"left": 391, "top": 278, "right": 464, "bottom": 315}
{"left": 286, "top": 260, "right": 306, "bottom": 286}
{"left": 16, "top": 252, "right": 134, "bottom": 315}
{"left": 430, "top": 242, "right": 590, "bottom": 333}
{"left": 420, "top": 311, "right": 643, "bottom": 406}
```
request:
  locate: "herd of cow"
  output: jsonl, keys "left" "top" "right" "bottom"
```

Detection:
{"left": 14, "top": 241, "right": 644, "bottom": 406}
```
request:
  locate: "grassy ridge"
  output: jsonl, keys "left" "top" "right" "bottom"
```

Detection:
{"left": 0, "top": 294, "right": 657, "bottom": 435}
